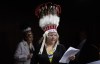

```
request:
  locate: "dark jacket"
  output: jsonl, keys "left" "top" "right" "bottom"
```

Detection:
{"left": 32, "top": 43, "right": 67, "bottom": 64}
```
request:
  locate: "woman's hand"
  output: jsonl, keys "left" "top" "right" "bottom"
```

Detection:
{"left": 27, "top": 53, "right": 33, "bottom": 60}
{"left": 68, "top": 55, "right": 75, "bottom": 61}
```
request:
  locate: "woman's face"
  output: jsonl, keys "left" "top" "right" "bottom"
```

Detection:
{"left": 46, "top": 32, "right": 58, "bottom": 44}
{"left": 26, "top": 31, "right": 33, "bottom": 43}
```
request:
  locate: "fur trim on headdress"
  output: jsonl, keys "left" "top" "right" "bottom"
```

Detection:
{"left": 39, "top": 14, "right": 60, "bottom": 30}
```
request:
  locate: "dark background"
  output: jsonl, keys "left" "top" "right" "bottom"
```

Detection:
{"left": 0, "top": 0, "right": 99, "bottom": 64}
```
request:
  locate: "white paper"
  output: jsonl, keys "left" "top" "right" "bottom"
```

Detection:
{"left": 59, "top": 46, "right": 80, "bottom": 63}
{"left": 87, "top": 60, "right": 100, "bottom": 64}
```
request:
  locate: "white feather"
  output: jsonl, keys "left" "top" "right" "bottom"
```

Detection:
{"left": 39, "top": 14, "right": 60, "bottom": 28}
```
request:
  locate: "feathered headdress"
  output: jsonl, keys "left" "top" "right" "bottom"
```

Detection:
{"left": 35, "top": 2, "right": 61, "bottom": 54}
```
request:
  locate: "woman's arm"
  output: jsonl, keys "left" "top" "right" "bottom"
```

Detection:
{"left": 14, "top": 42, "right": 28, "bottom": 61}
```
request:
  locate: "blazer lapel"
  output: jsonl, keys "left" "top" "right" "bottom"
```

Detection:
{"left": 43, "top": 46, "right": 51, "bottom": 63}
{"left": 51, "top": 46, "right": 59, "bottom": 64}
{"left": 52, "top": 49, "right": 57, "bottom": 63}
{"left": 23, "top": 40, "right": 29, "bottom": 54}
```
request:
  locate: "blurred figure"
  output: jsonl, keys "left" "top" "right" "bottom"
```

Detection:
{"left": 70, "top": 30, "right": 99, "bottom": 64}
{"left": 14, "top": 27, "right": 35, "bottom": 64}
{"left": 77, "top": 30, "right": 87, "bottom": 50}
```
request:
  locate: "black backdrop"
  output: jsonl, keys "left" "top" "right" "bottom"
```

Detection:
{"left": 0, "top": 0, "right": 99, "bottom": 64}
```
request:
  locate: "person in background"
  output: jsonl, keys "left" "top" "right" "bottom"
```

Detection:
{"left": 70, "top": 30, "right": 99, "bottom": 64}
{"left": 14, "top": 27, "right": 35, "bottom": 64}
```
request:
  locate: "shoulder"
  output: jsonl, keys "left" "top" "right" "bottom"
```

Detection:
{"left": 56, "top": 44, "right": 66, "bottom": 54}
{"left": 58, "top": 44, "right": 65, "bottom": 47}
{"left": 17, "top": 40, "right": 26, "bottom": 47}
{"left": 57, "top": 44, "right": 66, "bottom": 50}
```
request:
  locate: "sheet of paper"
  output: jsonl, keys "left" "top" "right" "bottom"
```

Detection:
{"left": 87, "top": 60, "right": 100, "bottom": 64}
{"left": 59, "top": 46, "right": 80, "bottom": 63}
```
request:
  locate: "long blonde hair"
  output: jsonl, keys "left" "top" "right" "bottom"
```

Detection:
{"left": 39, "top": 29, "right": 59, "bottom": 54}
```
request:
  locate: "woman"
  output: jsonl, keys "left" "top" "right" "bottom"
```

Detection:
{"left": 33, "top": 29, "right": 75, "bottom": 64}
{"left": 33, "top": 2, "right": 75, "bottom": 64}
{"left": 14, "top": 27, "right": 35, "bottom": 64}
